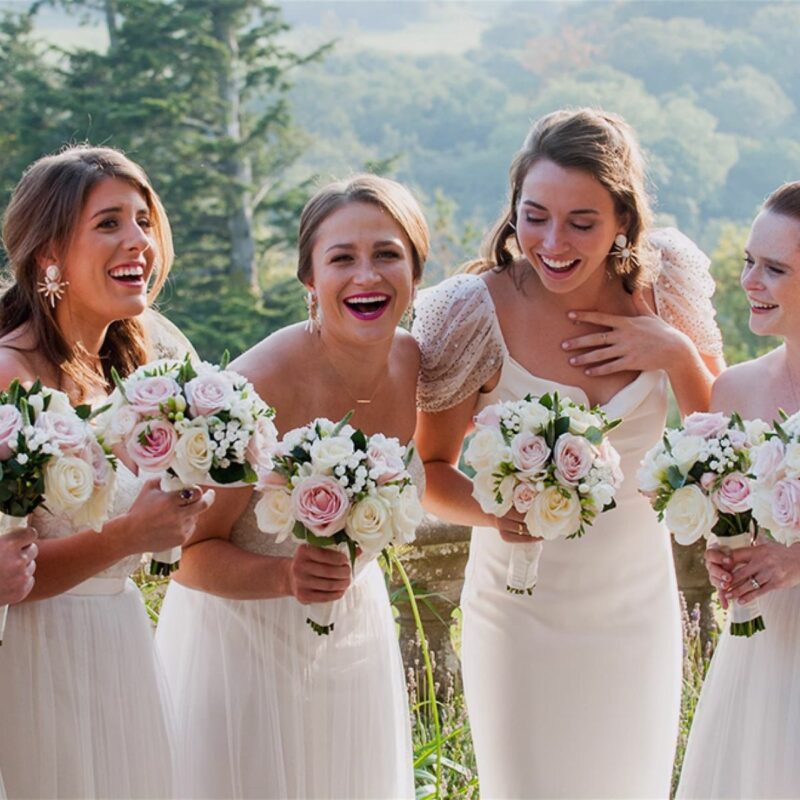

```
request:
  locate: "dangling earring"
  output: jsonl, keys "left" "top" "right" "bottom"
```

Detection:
{"left": 37, "top": 264, "right": 69, "bottom": 308}
{"left": 305, "top": 291, "right": 320, "bottom": 334}
{"left": 401, "top": 287, "right": 417, "bottom": 330}
{"left": 611, "top": 233, "right": 632, "bottom": 273}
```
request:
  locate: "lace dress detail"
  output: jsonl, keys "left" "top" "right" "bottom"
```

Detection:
{"left": 650, "top": 227, "right": 724, "bottom": 358}
{"left": 143, "top": 308, "right": 199, "bottom": 361}
{"left": 413, "top": 274, "right": 506, "bottom": 412}
{"left": 31, "top": 465, "right": 144, "bottom": 580}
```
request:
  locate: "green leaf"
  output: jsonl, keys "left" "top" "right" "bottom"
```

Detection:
{"left": 666, "top": 465, "right": 686, "bottom": 490}
{"left": 584, "top": 426, "right": 603, "bottom": 444}
{"left": 553, "top": 416, "right": 570, "bottom": 438}
{"left": 110, "top": 367, "right": 129, "bottom": 401}
{"left": 332, "top": 410, "right": 355, "bottom": 435}
{"left": 220, "top": 349, "right": 231, "bottom": 370}
{"left": 351, "top": 429, "right": 368, "bottom": 451}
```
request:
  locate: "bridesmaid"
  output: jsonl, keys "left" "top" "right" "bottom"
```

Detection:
{"left": 414, "top": 108, "right": 725, "bottom": 798}
{"left": 678, "top": 182, "right": 800, "bottom": 797}
{"left": 0, "top": 145, "right": 211, "bottom": 798}
{"left": 156, "top": 174, "right": 428, "bottom": 798}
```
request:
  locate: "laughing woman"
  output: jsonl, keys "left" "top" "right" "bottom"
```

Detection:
{"left": 0, "top": 146, "right": 211, "bottom": 799}
{"left": 678, "top": 182, "right": 800, "bottom": 798}
{"left": 156, "top": 174, "right": 427, "bottom": 799}
{"left": 414, "top": 109, "right": 725, "bottom": 798}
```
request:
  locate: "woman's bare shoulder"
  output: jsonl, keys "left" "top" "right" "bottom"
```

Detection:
{"left": 710, "top": 349, "right": 781, "bottom": 414}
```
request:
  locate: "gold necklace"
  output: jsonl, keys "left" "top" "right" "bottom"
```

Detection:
{"left": 319, "top": 338, "right": 389, "bottom": 406}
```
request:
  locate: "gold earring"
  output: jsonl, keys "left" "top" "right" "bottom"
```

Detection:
{"left": 37, "top": 264, "right": 69, "bottom": 307}
{"left": 401, "top": 288, "right": 417, "bottom": 329}
{"left": 611, "top": 234, "right": 632, "bottom": 272}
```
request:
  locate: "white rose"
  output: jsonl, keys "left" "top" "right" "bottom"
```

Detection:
{"left": 637, "top": 446, "right": 670, "bottom": 495}
{"left": 70, "top": 477, "right": 115, "bottom": 532}
{"left": 255, "top": 488, "right": 295, "bottom": 542}
{"left": 518, "top": 401, "right": 552, "bottom": 432}
{"left": 173, "top": 423, "right": 214, "bottom": 485}
{"left": 563, "top": 405, "right": 601, "bottom": 435}
{"left": 41, "top": 388, "right": 73, "bottom": 416}
{"left": 379, "top": 484, "right": 424, "bottom": 544}
{"left": 669, "top": 434, "right": 706, "bottom": 475}
{"left": 525, "top": 485, "right": 582, "bottom": 540}
{"left": 105, "top": 405, "right": 141, "bottom": 443}
{"left": 44, "top": 456, "right": 95, "bottom": 513}
{"left": 310, "top": 435, "right": 355, "bottom": 473}
{"left": 465, "top": 428, "right": 509, "bottom": 472}
{"left": 664, "top": 485, "right": 717, "bottom": 545}
{"left": 743, "top": 418, "right": 770, "bottom": 447}
{"left": 589, "top": 481, "right": 615, "bottom": 510}
{"left": 471, "top": 470, "right": 514, "bottom": 517}
{"left": 784, "top": 443, "right": 800, "bottom": 475}
{"left": 750, "top": 438, "right": 786, "bottom": 481}
{"left": 345, "top": 495, "right": 392, "bottom": 556}
{"left": 750, "top": 483, "right": 779, "bottom": 539}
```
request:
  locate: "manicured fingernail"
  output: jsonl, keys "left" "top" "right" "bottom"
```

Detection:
{"left": 569, "top": 357, "right": 576, "bottom": 365}
{"left": 585, "top": 369, "right": 592, "bottom": 375}
{"left": 568, "top": 312, "right": 577, "bottom": 320}
{"left": 562, "top": 342, "right": 570, "bottom": 350}
{"left": 723, "top": 557, "right": 732, "bottom": 566}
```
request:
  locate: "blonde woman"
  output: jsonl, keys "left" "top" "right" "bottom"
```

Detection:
{"left": 414, "top": 109, "right": 725, "bottom": 798}
{"left": 0, "top": 146, "right": 211, "bottom": 799}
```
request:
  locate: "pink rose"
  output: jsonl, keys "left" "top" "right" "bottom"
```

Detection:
{"left": 771, "top": 478, "right": 800, "bottom": 533}
{"left": 107, "top": 405, "right": 140, "bottom": 442}
{"left": 712, "top": 472, "right": 752, "bottom": 514}
{"left": 291, "top": 475, "right": 350, "bottom": 537}
{"left": 700, "top": 472, "right": 717, "bottom": 492}
{"left": 367, "top": 434, "right": 407, "bottom": 485}
{"left": 510, "top": 432, "right": 550, "bottom": 475}
{"left": 512, "top": 481, "right": 537, "bottom": 513}
{"left": 127, "top": 419, "right": 178, "bottom": 472}
{"left": 683, "top": 412, "right": 730, "bottom": 440}
{"left": 34, "top": 411, "right": 88, "bottom": 454}
{"left": 751, "top": 438, "right": 786, "bottom": 481}
{"left": 0, "top": 404, "right": 22, "bottom": 460}
{"left": 474, "top": 405, "right": 502, "bottom": 430}
{"left": 127, "top": 375, "right": 182, "bottom": 415}
{"left": 185, "top": 373, "right": 235, "bottom": 417}
{"left": 256, "top": 468, "right": 289, "bottom": 491}
{"left": 246, "top": 416, "right": 279, "bottom": 469}
{"left": 80, "top": 440, "right": 113, "bottom": 488}
{"left": 554, "top": 433, "right": 594, "bottom": 485}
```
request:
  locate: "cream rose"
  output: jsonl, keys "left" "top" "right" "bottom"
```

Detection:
{"left": 345, "top": 495, "right": 392, "bottom": 555}
{"left": 44, "top": 456, "right": 95, "bottom": 513}
{"left": 664, "top": 485, "right": 717, "bottom": 545}
{"left": 379, "top": 483, "right": 424, "bottom": 544}
{"left": 525, "top": 485, "right": 582, "bottom": 540}
{"left": 255, "top": 488, "right": 295, "bottom": 541}
{"left": 465, "top": 428, "right": 509, "bottom": 472}
{"left": 472, "top": 470, "right": 514, "bottom": 517}
{"left": 519, "top": 401, "right": 552, "bottom": 431}
{"left": 784, "top": 443, "right": 800, "bottom": 476}
{"left": 173, "top": 424, "right": 214, "bottom": 485}
{"left": 669, "top": 434, "right": 706, "bottom": 475}
{"left": 309, "top": 435, "right": 355, "bottom": 473}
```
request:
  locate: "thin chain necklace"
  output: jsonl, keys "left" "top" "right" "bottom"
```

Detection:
{"left": 319, "top": 337, "right": 388, "bottom": 406}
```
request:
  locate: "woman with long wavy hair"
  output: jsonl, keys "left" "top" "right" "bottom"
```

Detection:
{"left": 0, "top": 145, "right": 211, "bottom": 799}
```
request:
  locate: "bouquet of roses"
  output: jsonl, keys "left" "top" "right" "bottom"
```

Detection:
{"left": 0, "top": 380, "right": 116, "bottom": 643}
{"left": 254, "top": 412, "right": 424, "bottom": 635}
{"left": 98, "top": 354, "right": 277, "bottom": 575}
{"left": 749, "top": 410, "right": 800, "bottom": 545}
{"left": 638, "top": 411, "right": 770, "bottom": 636}
{"left": 465, "top": 392, "right": 622, "bottom": 595}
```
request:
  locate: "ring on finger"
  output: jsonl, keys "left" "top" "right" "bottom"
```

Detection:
{"left": 750, "top": 576, "right": 761, "bottom": 590}
{"left": 516, "top": 521, "right": 526, "bottom": 535}
{"left": 601, "top": 332, "right": 608, "bottom": 345}
{"left": 179, "top": 487, "right": 198, "bottom": 505}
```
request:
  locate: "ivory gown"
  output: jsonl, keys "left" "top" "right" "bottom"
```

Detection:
{"left": 414, "top": 229, "right": 724, "bottom": 798}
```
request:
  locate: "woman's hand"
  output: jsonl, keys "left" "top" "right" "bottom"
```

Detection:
{"left": 492, "top": 508, "right": 543, "bottom": 544}
{"left": 114, "top": 479, "right": 216, "bottom": 556}
{"left": 562, "top": 291, "right": 692, "bottom": 377}
{"left": 0, "top": 525, "right": 38, "bottom": 605}
{"left": 287, "top": 544, "right": 352, "bottom": 604}
{"left": 706, "top": 539, "right": 800, "bottom": 607}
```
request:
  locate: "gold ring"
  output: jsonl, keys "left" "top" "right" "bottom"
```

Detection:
{"left": 517, "top": 521, "right": 525, "bottom": 535}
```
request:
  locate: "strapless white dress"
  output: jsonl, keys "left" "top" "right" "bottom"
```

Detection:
{"left": 155, "top": 453, "right": 423, "bottom": 799}
{"left": 0, "top": 466, "right": 175, "bottom": 799}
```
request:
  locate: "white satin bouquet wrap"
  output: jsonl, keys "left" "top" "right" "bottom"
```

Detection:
{"left": 0, "top": 380, "right": 116, "bottom": 643}
{"left": 97, "top": 355, "right": 277, "bottom": 575}
{"left": 465, "top": 392, "right": 622, "bottom": 595}
{"left": 638, "top": 411, "right": 769, "bottom": 636}
{"left": 254, "top": 412, "right": 424, "bottom": 635}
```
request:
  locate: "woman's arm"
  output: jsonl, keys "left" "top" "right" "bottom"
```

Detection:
{"left": 174, "top": 485, "right": 351, "bottom": 603}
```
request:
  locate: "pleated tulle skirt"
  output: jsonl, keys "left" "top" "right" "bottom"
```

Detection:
{"left": 0, "top": 578, "right": 175, "bottom": 799}
{"left": 155, "top": 561, "right": 414, "bottom": 799}
{"left": 677, "top": 584, "right": 800, "bottom": 799}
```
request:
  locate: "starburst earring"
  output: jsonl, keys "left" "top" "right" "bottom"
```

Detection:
{"left": 37, "top": 264, "right": 69, "bottom": 308}
{"left": 305, "top": 291, "right": 320, "bottom": 334}
{"left": 611, "top": 234, "right": 632, "bottom": 272}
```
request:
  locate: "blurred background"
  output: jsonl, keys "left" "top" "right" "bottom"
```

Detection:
{"left": 1, "top": 0, "right": 795, "bottom": 363}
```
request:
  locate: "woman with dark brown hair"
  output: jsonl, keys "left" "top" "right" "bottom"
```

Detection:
{"left": 156, "top": 174, "right": 427, "bottom": 798}
{"left": 0, "top": 145, "right": 212, "bottom": 799}
{"left": 678, "top": 182, "right": 800, "bottom": 798}
{"left": 414, "top": 108, "right": 725, "bottom": 797}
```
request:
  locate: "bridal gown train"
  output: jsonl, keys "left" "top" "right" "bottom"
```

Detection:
{"left": 414, "top": 229, "right": 724, "bottom": 798}
{"left": 677, "top": 583, "right": 800, "bottom": 798}
{"left": 155, "top": 452, "right": 423, "bottom": 799}
{"left": 0, "top": 465, "right": 175, "bottom": 799}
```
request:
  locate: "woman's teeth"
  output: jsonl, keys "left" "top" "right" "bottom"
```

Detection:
{"left": 540, "top": 255, "right": 578, "bottom": 272}
{"left": 750, "top": 301, "right": 777, "bottom": 311}
{"left": 344, "top": 294, "right": 389, "bottom": 314}
{"left": 109, "top": 265, "right": 144, "bottom": 281}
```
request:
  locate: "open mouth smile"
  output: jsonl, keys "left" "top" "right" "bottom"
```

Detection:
{"left": 749, "top": 300, "right": 778, "bottom": 314}
{"left": 538, "top": 254, "right": 580, "bottom": 279}
{"left": 343, "top": 292, "right": 391, "bottom": 320}
{"left": 109, "top": 264, "right": 146, "bottom": 286}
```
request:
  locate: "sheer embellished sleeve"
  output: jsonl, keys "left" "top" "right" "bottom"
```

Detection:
{"left": 142, "top": 309, "right": 199, "bottom": 362}
{"left": 412, "top": 273, "right": 506, "bottom": 412}
{"left": 650, "top": 227, "right": 724, "bottom": 359}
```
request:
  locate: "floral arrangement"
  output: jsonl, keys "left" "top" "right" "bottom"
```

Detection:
{"left": 255, "top": 412, "right": 424, "bottom": 634}
{"left": 750, "top": 409, "right": 800, "bottom": 545}
{"left": 0, "top": 379, "right": 116, "bottom": 643}
{"left": 638, "top": 410, "right": 769, "bottom": 636}
{"left": 98, "top": 354, "right": 277, "bottom": 574}
{"left": 465, "top": 392, "right": 622, "bottom": 595}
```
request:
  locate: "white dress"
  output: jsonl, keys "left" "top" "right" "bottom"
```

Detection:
{"left": 414, "top": 229, "right": 724, "bottom": 799}
{"left": 155, "top": 454, "right": 423, "bottom": 799}
{"left": 0, "top": 465, "right": 176, "bottom": 799}
{"left": 677, "top": 583, "right": 800, "bottom": 798}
